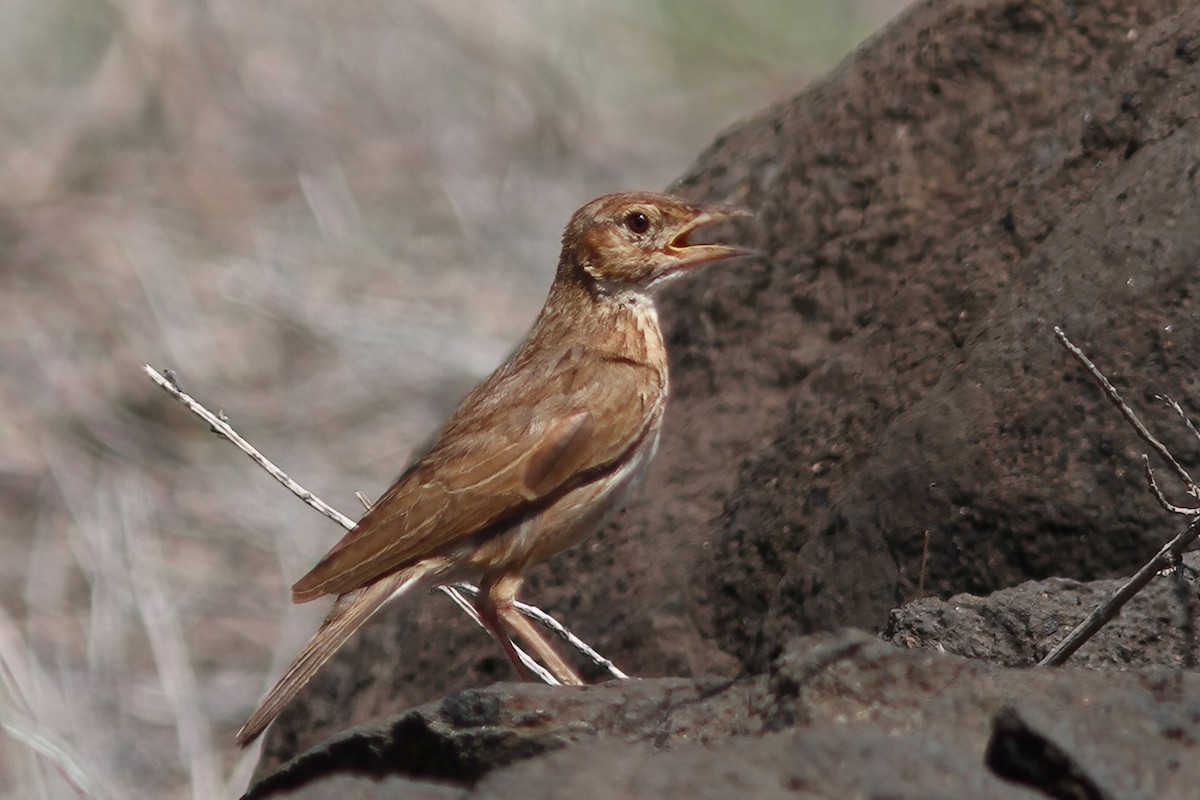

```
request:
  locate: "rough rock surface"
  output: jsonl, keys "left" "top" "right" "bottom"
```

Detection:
{"left": 244, "top": 632, "right": 1200, "bottom": 799}
{"left": 676, "top": 0, "right": 1200, "bottom": 673}
{"left": 886, "top": 551, "right": 1200, "bottom": 668}
{"left": 252, "top": 0, "right": 1200, "bottom": 794}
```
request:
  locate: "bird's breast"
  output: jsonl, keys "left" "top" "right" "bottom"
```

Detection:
{"left": 445, "top": 290, "right": 670, "bottom": 579}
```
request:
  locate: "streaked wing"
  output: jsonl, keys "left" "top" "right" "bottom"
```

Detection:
{"left": 291, "top": 348, "right": 660, "bottom": 602}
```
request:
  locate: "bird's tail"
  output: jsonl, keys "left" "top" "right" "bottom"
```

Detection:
{"left": 236, "top": 568, "right": 428, "bottom": 746}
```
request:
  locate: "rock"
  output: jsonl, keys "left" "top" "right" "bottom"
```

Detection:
{"left": 886, "top": 552, "right": 1200, "bottom": 668}
{"left": 244, "top": 631, "right": 1200, "bottom": 799}
{"left": 677, "top": 0, "right": 1200, "bottom": 672}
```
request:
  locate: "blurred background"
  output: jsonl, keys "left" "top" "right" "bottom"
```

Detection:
{"left": 0, "top": 1, "right": 909, "bottom": 797}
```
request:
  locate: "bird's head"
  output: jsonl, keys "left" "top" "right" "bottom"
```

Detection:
{"left": 558, "top": 192, "right": 752, "bottom": 293}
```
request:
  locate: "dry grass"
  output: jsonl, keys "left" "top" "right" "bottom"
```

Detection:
{"left": 0, "top": 1, "right": 908, "bottom": 797}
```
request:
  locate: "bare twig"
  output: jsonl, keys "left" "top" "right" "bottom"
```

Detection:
{"left": 143, "top": 365, "right": 627, "bottom": 684}
{"left": 1144, "top": 456, "right": 1200, "bottom": 517}
{"left": 453, "top": 583, "right": 630, "bottom": 679}
{"left": 1038, "top": 517, "right": 1200, "bottom": 667}
{"left": 1158, "top": 394, "right": 1200, "bottom": 498}
{"left": 1038, "top": 328, "right": 1200, "bottom": 667}
{"left": 437, "top": 586, "right": 558, "bottom": 684}
{"left": 143, "top": 365, "right": 354, "bottom": 530}
{"left": 1052, "top": 327, "right": 1196, "bottom": 495}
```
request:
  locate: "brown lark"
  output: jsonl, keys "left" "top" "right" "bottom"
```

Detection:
{"left": 237, "top": 191, "right": 751, "bottom": 745}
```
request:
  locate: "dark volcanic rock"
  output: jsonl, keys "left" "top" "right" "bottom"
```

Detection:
{"left": 245, "top": 632, "right": 1200, "bottom": 799}
{"left": 886, "top": 551, "right": 1200, "bottom": 668}
{"left": 246, "top": 675, "right": 758, "bottom": 798}
{"left": 255, "top": 0, "right": 1200, "bottom": 789}
{"left": 675, "top": 0, "right": 1200, "bottom": 672}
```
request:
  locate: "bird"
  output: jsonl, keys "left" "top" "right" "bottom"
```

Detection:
{"left": 237, "top": 191, "right": 751, "bottom": 746}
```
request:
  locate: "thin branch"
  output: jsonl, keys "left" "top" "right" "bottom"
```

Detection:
{"left": 143, "top": 365, "right": 354, "bottom": 530}
{"left": 1160, "top": 394, "right": 1200, "bottom": 449}
{"left": 144, "top": 364, "right": 627, "bottom": 684}
{"left": 437, "top": 586, "right": 558, "bottom": 684}
{"left": 1053, "top": 327, "right": 1196, "bottom": 494}
{"left": 515, "top": 598, "right": 629, "bottom": 680}
{"left": 1039, "top": 328, "right": 1200, "bottom": 667}
{"left": 1157, "top": 394, "right": 1200, "bottom": 499}
{"left": 1038, "top": 517, "right": 1200, "bottom": 666}
{"left": 1144, "top": 457, "right": 1200, "bottom": 517}
{"left": 453, "top": 583, "right": 629, "bottom": 679}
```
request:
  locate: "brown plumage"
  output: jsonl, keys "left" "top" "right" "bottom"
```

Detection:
{"left": 237, "top": 191, "right": 750, "bottom": 746}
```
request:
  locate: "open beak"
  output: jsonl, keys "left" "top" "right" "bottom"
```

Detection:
{"left": 666, "top": 207, "right": 756, "bottom": 269}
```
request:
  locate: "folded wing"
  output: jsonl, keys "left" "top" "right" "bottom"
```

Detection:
{"left": 291, "top": 349, "right": 659, "bottom": 602}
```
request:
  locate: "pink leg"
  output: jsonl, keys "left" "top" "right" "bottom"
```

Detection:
{"left": 477, "top": 574, "right": 584, "bottom": 686}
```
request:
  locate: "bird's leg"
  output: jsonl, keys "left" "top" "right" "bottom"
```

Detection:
{"left": 499, "top": 603, "right": 584, "bottom": 685}
{"left": 475, "top": 577, "right": 534, "bottom": 681}
{"left": 478, "top": 574, "right": 584, "bottom": 686}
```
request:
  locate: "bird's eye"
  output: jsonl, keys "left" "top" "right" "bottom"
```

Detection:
{"left": 624, "top": 211, "right": 651, "bottom": 235}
